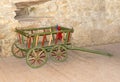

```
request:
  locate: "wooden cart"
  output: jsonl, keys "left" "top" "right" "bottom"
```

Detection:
{"left": 12, "top": 25, "right": 112, "bottom": 68}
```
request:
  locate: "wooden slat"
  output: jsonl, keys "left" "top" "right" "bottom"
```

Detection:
{"left": 67, "top": 32, "right": 71, "bottom": 42}
{"left": 22, "top": 35, "right": 24, "bottom": 44}
{"left": 48, "top": 28, "right": 53, "bottom": 46}
{"left": 42, "top": 35, "right": 46, "bottom": 46}
{"left": 27, "top": 37, "right": 31, "bottom": 48}
{"left": 35, "top": 35, "right": 39, "bottom": 46}
{"left": 43, "top": 29, "right": 47, "bottom": 41}
{"left": 62, "top": 33, "right": 65, "bottom": 43}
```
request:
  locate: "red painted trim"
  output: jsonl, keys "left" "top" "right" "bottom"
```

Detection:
{"left": 42, "top": 35, "right": 46, "bottom": 46}
{"left": 55, "top": 33, "right": 58, "bottom": 44}
{"left": 43, "top": 29, "right": 47, "bottom": 41}
{"left": 27, "top": 37, "right": 31, "bottom": 48}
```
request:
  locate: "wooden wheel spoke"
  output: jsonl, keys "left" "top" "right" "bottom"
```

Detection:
{"left": 31, "top": 60, "right": 38, "bottom": 67}
{"left": 21, "top": 51, "right": 25, "bottom": 56}
{"left": 61, "top": 49, "right": 65, "bottom": 52}
{"left": 37, "top": 59, "right": 41, "bottom": 64}
{"left": 31, "top": 60, "right": 36, "bottom": 65}
{"left": 40, "top": 55, "right": 46, "bottom": 58}
{"left": 18, "top": 51, "right": 22, "bottom": 56}
{"left": 37, "top": 59, "right": 44, "bottom": 63}
{"left": 51, "top": 52, "right": 57, "bottom": 56}
{"left": 62, "top": 51, "right": 66, "bottom": 54}
{"left": 14, "top": 49, "right": 25, "bottom": 57}
{"left": 40, "top": 59, "right": 45, "bottom": 62}
{"left": 15, "top": 49, "right": 20, "bottom": 54}
{"left": 29, "top": 53, "right": 34, "bottom": 58}
{"left": 56, "top": 56, "right": 62, "bottom": 60}
{"left": 35, "top": 60, "right": 39, "bottom": 66}
{"left": 61, "top": 54, "right": 66, "bottom": 57}
{"left": 28, "top": 57, "right": 35, "bottom": 61}
{"left": 38, "top": 50, "right": 44, "bottom": 56}
{"left": 14, "top": 45, "right": 18, "bottom": 49}
{"left": 32, "top": 50, "right": 37, "bottom": 57}
{"left": 37, "top": 52, "right": 45, "bottom": 58}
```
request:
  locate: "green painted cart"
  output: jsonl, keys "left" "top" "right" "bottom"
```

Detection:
{"left": 11, "top": 26, "right": 112, "bottom": 68}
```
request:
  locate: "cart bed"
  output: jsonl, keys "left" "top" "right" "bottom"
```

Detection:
{"left": 15, "top": 26, "right": 73, "bottom": 49}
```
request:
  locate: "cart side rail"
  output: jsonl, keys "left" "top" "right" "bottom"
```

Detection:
{"left": 14, "top": 26, "right": 74, "bottom": 49}
{"left": 15, "top": 26, "right": 74, "bottom": 37}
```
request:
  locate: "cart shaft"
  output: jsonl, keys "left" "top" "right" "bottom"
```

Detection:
{"left": 64, "top": 45, "right": 112, "bottom": 57}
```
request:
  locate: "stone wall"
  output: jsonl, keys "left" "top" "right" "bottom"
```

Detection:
{"left": 0, "top": 1, "right": 18, "bottom": 57}
{"left": 0, "top": 0, "right": 39, "bottom": 57}
{"left": 0, "top": 0, "right": 120, "bottom": 57}
{"left": 27, "top": 0, "right": 120, "bottom": 46}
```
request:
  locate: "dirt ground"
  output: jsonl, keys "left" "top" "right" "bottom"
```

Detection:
{"left": 0, "top": 43, "right": 120, "bottom": 82}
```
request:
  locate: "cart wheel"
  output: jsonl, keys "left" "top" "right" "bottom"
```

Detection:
{"left": 50, "top": 45, "right": 67, "bottom": 62}
{"left": 26, "top": 47, "right": 48, "bottom": 68}
{"left": 11, "top": 40, "right": 26, "bottom": 58}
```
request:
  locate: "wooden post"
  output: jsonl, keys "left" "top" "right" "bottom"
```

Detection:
{"left": 67, "top": 32, "right": 71, "bottom": 42}
{"left": 51, "top": 27, "right": 54, "bottom": 40}
{"left": 55, "top": 33, "right": 58, "bottom": 44}
{"left": 62, "top": 33, "right": 64, "bottom": 43}
{"left": 43, "top": 29, "right": 47, "bottom": 41}
{"left": 65, "top": 32, "right": 69, "bottom": 44}
{"left": 27, "top": 37, "right": 31, "bottom": 48}
{"left": 22, "top": 35, "right": 24, "bottom": 44}
{"left": 48, "top": 28, "right": 53, "bottom": 46}
{"left": 35, "top": 35, "right": 39, "bottom": 46}
{"left": 32, "top": 37, "right": 36, "bottom": 47}
{"left": 42, "top": 35, "right": 46, "bottom": 46}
